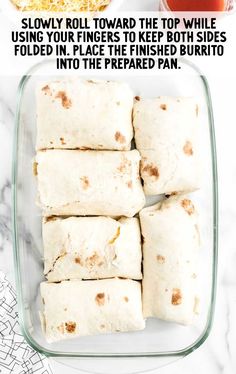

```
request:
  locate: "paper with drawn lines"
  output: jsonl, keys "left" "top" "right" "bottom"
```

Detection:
{"left": 0, "top": 271, "right": 52, "bottom": 374}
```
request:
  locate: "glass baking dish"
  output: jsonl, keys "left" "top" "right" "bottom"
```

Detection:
{"left": 12, "top": 59, "right": 218, "bottom": 371}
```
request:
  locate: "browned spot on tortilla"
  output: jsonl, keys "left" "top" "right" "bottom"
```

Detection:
{"left": 172, "top": 288, "right": 182, "bottom": 305}
{"left": 181, "top": 199, "right": 195, "bottom": 215}
{"left": 75, "top": 256, "right": 83, "bottom": 265}
{"left": 41, "top": 85, "right": 51, "bottom": 95}
{"left": 117, "top": 155, "right": 131, "bottom": 173}
{"left": 196, "top": 104, "right": 199, "bottom": 117}
{"left": 124, "top": 296, "right": 129, "bottom": 302}
{"left": 60, "top": 137, "right": 66, "bottom": 145}
{"left": 157, "top": 255, "right": 165, "bottom": 264}
{"left": 85, "top": 252, "right": 104, "bottom": 268}
{"left": 65, "top": 321, "right": 76, "bottom": 333}
{"left": 80, "top": 176, "right": 90, "bottom": 190}
{"left": 165, "top": 191, "right": 178, "bottom": 198}
{"left": 55, "top": 91, "right": 72, "bottom": 109}
{"left": 183, "top": 141, "right": 193, "bottom": 156}
{"left": 135, "top": 96, "right": 140, "bottom": 101}
{"left": 115, "top": 131, "right": 126, "bottom": 144}
{"left": 192, "top": 273, "right": 197, "bottom": 279}
{"left": 95, "top": 293, "right": 105, "bottom": 306}
{"left": 160, "top": 104, "right": 167, "bottom": 110}
{"left": 142, "top": 164, "right": 159, "bottom": 179}
{"left": 57, "top": 323, "right": 65, "bottom": 334}
{"left": 127, "top": 181, "right": 132, "bottom": 188}
{"left": 42, "top": 298, "right": 45, "bottom": 305}
{"left": 45, "top": 216, "right": 58, "bottom": 222}
{"left": 165, "top": 288, "right": 168, "bottom": 292}
{"left": 64, "top": 308, "right": 67, "bottom": 311}
{"left": 117, "top": 163, "right": 126, "bottom": 173}
{"left": 109, "top": 227, "right": 120, "bottom": 245}
{"left": 33, "top": 162, "right": 38, "bottom": 176}
{"left": 50, "top": 141, "right": 53, "bottom": 145}
{"left": 116, "top": 101, "right": 120, "bottom": 106}
{"left": 100, "top": 324, "right": 105, "bottom": 329}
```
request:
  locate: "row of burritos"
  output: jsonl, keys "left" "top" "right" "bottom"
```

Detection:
{"left": 36, "top": 79, "right": 201, "bottom": 342}
{"left": 41, "top": 196, "right": 200, "bottom": 342}
{"left": 36, "top": 79, "right": 200, "bottom": 197}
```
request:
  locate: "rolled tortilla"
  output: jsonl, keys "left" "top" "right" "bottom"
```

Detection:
{"left": 36, "top": 79, "right": 134, "bottom": 151}
{"left": 133, "top": 96, "right": 200, "bottom": 195}
{"left": 43, "top": 216, "right": 142, "bottom": 282}
{"left": 140, "top": 195, "right": 200, "bottom": 325}
{"left": 40, "top": 278, "right": 145, "bottom": 342}
{"left": 35, "top": 150, "right": 145, "bottom": 217}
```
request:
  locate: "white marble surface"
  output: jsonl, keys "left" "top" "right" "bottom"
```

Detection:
{"left": 0, "top": 0, "right": 236, "bottom": 373}
{"left": 1, "top": 72, "right": 236, "bottom": 374}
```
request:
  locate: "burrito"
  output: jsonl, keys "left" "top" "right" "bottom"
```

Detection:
{"left": 140, "top": 195, "right": 200, "bottom": 325}
{"left": 133, "top": 96, "right": 200, "bottom": 195}
{"left": 35, "top": 149, "right": 145, "bottom": 217}
{"left": 36, "top": 79, "right": 134, "bottom": 151}
{"left": 40, "top": 278, "right": 145, "bottom": 342}
{"left": 43, "top": 216, "right": 142, "bottom": 282}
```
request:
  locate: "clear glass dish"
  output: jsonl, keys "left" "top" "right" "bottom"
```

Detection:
{"left": 12, "top": 59, "right": 218, "bottom": 371}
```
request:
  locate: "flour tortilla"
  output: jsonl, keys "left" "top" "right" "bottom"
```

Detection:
{"left": 40, "top": 278, "right": 145, "bottom": 342}
{"left": 133, "top": 96, "right": 200, "bottom": 195}
{"left": 43, "top": 216, "right": 142, "bottom": 282}
{"left": 36, "top": 79, "right": 134, "bottom": 151}
{"left": 140, "top": 195, "right": 200, "bottom": 325}
{"left": 35, "top": 149, "right": 145, "bottom": 217}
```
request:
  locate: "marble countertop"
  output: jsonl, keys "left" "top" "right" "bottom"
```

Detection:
{"left": 1, "top": 74, "right": 236, "bottom": 374}
{"left": 0, "top": 0, "right": 236, "bottom": 373}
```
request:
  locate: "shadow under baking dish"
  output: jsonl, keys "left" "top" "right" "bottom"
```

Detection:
{"left": 12, "top": 59, "right": 218, "bottom": 361}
